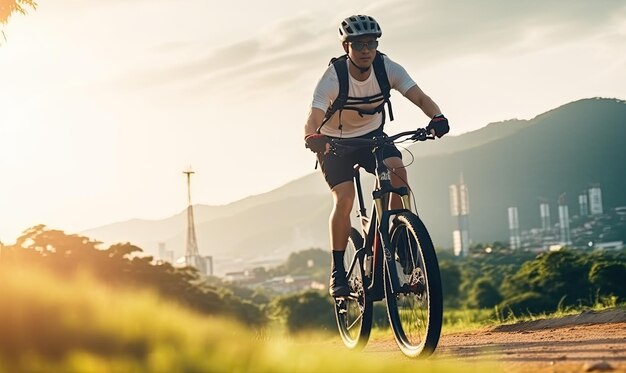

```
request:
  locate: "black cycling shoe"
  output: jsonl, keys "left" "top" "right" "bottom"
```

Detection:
{"left": 329, "top": 270, "right": 350, "bottom": 297}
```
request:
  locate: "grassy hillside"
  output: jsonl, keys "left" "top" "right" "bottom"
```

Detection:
{"left": 0, "top": 265, "right": 496, "bottom": 372}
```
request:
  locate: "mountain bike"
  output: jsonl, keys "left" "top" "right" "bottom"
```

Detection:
{"left": 331, "top": 128, "right": 443, "bottom": 358}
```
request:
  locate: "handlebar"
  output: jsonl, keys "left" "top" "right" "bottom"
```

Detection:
{"left": 328, "top": 128, "right": 434, "bottom": 156}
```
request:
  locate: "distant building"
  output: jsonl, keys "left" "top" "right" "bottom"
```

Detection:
{"left": 158, "top": 242, "right": 167, "bottom": 261}
{"left": 450, "top": 174, "right": 470, "bottom": 257}
{"left": 593, "top": 241, "right": 624, "bottom": 251}
{"left": 558, "top": 194, "right": 572, "bottom": 246}
{"left": 158, "top": 243, "right": 175, "bottom": 264}
{"left": 589, "top": 185, "right": 603, "bottom": 215}
{"left": 578, "top": 193, "right": 589, "bottom": 217}
{"left": 511, "top": 190, "right": 621, "bottom": 252}
{"left": 224, "top": 271, "right": 253, "bottom": 284}
{"left": 204, "top": 256, "right": 214, "bottom": 276}
{"left": 262, "top": 275, "right": 319, "bottom": 294}
{"left": 508, "top": 207, "right": 521, "bottom": 249}
{"left": 540, "top": 203, "right": 551, "bottom": 231}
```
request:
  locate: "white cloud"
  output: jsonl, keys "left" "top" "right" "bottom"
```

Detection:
{"left": 104, "top": 0, "right": 626, "bottom": 99}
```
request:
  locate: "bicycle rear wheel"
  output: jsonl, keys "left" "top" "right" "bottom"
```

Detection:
{"left": 384, "top": 211, "right": 442, "bottom": 358}
{"left": 334, "top": 227, "right": 372, "bottom": 350}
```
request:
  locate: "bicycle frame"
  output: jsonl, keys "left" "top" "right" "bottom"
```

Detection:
{"left": 333, "top": 129, "right": 441, "bottom": 357}
{"left": 345, "top": 144, "right": 414, "bottom": 301}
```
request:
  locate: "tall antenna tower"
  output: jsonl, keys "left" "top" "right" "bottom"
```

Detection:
{"left": 183, "top": 167, "right": 206, "bottom": 274}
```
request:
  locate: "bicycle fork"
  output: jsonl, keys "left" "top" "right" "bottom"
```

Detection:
{"left": 362, "top": 203, "right": 412, "bottom": 300}
{"left": 376, "top": 208, "right": 407, "bottom": 296}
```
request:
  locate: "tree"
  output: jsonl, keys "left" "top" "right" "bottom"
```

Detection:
{"left": 5, "top": 225, "right": 266, "bottom": 325}
{"left": 499, "top": 291, "right": 556, "bottom": 317}
{"left": 467, "top": 277, "right": 502, "bottom": 309}
{"left": 270, "top": 291, "right": 335, "bottom": 333}
{"left": 439, "top": 260, "right": 462, "bottom": 307}
{"left": 589, "top": 262, "right": 626, "bottom": 300}
{"left": 1, "top": 0, "right": 37, "bottom": 40}
{"left": 499, "top": 250, "right": 594, "bottom": 312}
{"left": 284, "top": 248, "right": 330, "bottom": 272}
{"left": 267, "top": 248, "right": 331, "bottom": 285}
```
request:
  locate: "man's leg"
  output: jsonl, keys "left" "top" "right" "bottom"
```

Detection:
{"left": 328, "top": 181, "right": 355, "bottom": 297}
{"left": 384, "top": 157, "right": 409, "bottom": 209}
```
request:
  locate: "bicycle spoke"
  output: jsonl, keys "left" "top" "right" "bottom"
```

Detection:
{"left": 347, "top": 313, "right": 363, "bottom": 330}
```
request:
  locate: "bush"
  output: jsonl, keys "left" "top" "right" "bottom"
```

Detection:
{"left": 372, "top": 302, "right": 389, "bottom": 328}
{"left": 589, "top": 262, "right": 626, "bottom": 300}
{"left": 467, "top": 277, "right": 502, "bottom": 309}
{"left": 1, "top": 225, "right": 266, "bottom": 325}
{"left": 499, "top": 250, "right": 593, "bottom": 310}
{"left": 498, "top": 291, "right": 556, "bottom": 317}
{"left": 270, "top": 291, "right": 335, "bottom": 333}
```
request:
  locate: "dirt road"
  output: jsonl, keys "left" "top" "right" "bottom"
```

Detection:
{"left": 365, "top": 309, "right": 626, "bottom": 372}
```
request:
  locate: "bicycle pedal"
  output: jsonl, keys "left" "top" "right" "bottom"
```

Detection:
{"left": 335, "top": 299, "right": 347, "bottom": 313}
{"left": 346, "top": 291, "right": 360, "bottom": 299}
{"left": 334, "top": 292, "right": 358, "bottom": 301}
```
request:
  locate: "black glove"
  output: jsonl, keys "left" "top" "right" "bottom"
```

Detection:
{"left": 305, "top": 133, "right": 329, "bottom": 153}
{"left": 426, "top": 114, "right": 449, "bottom": 138}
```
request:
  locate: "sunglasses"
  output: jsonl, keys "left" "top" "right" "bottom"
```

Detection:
{"left": 350, "top": 40, "right": 378, "bottom": 51}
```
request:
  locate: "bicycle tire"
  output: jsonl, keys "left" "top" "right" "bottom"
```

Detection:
{"left": 384, "top": 211, "right": 443, "bottom": 358}
{"left": 334, "top": 227, "right": 373, "bottom": 350}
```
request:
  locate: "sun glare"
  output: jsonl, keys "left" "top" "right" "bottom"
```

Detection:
{"left": 0, "top": 101, "right": 28, "bottom": 171}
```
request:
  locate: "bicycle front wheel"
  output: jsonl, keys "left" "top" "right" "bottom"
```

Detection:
{"left": 334, "top": 227, "right": 372, "bottom": 350}
{"left": 384, "top": 212, "right": 442, "bottom": 358}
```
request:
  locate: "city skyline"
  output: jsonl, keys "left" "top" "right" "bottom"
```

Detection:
{"left": 507, "top": 184, "right": 626, "bottom": 251}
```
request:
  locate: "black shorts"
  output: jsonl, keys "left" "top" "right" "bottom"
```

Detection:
{"left": 317, "top": 128, "right": 402, "bottom": 189}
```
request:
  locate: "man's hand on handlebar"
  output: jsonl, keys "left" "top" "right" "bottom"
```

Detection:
{"left": 305, "top": 133, "right": 331, "bottom": 154}
{"left": 426, "top": 114, "right": 449, "bottom": 138}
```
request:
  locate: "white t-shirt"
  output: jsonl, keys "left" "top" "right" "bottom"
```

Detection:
{"left": 311, "top": 55, "right": 416, "bottom": 138}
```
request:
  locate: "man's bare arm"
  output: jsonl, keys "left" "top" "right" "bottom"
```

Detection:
{"left": 403, "top": 85, "right": 442, "bottom": 119}
{"left": 304, "top": 107, "right": 326, "bottom": 137}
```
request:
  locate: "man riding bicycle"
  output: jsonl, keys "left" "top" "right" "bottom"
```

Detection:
{"left": 303, "top": 15, "right": 450, "bottom": 297}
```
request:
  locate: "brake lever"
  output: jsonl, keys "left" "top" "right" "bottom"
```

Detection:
{"left": 329, "top": 141, "right": 352, "bottom": 157}
{"left": 410, "top": 128, "right": 428, "bottom": 141}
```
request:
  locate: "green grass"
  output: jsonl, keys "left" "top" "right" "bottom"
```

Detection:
{"left": 439, "top": 298, "right": 626, "bottom": 334}
{"left": 362, "top": 308, "right": 498, "bottom": 338}
{"left": 491, "top": 296, "right": 626, "bottom": 326}
{"left": 0, "top": 265, "right": 500, "bottom": 372}
{"left": 442, "top": 308, "right": 498, "bottom": 333}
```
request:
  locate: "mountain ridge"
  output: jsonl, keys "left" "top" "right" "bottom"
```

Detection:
{"left": 82, "top": 97, "right": 626, "bottom": 269}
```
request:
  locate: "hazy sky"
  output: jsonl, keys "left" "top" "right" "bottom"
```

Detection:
{"left": 1, "top": 0, "right": 625, "bottom": 243}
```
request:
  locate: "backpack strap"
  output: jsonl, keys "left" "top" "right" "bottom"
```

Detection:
{"left": 317, "top": 55, "right": 349, "bottom": 133}
{"left": 372, "top": 51, "right": 394, "bottom": 123}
